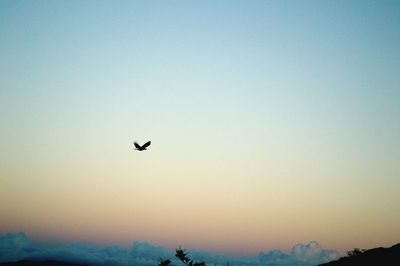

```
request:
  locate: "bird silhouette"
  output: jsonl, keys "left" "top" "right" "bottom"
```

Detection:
{"left": 134, "top": 141, "right": 151, "bottom": 151}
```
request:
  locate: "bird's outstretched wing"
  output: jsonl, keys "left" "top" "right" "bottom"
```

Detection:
{"left": 142, "top": 141, "right": 151, "bottom": 148}
{"left": 134, "top": 142, "right": 141, "bottom": 149}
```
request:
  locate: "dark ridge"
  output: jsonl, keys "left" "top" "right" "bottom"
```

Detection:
{"left": 319, "top": 243, "right": 400, "bottom": 266}
{"left": 0, "top": 260, "right": 92, "bottom": 266}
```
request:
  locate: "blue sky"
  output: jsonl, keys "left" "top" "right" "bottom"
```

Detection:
{"left": 1, "top": 0, "right": 400, "bottom": 256}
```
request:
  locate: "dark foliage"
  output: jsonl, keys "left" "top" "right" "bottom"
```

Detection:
{"left": 175, "top": 247, "right": 206, "bottom": 266}
{"left": 158, "top": 259, "right": 172, "bottom": 266}
{"left": 346, "top": 248, "right": 366, "bottom": 257}
{"left": 159, "top": 247, "right": 206, "bottom": 266}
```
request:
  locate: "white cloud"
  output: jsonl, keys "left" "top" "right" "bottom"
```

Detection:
{"left": 258, "top": 241, "right": 340, "bottom": 266}
{"left": 0, "top": 233, "right": 340, "bottom": 266}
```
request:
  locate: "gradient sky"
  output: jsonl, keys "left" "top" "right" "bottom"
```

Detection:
{"left": 1, "top": 0, "right": 399, "bottom": 256}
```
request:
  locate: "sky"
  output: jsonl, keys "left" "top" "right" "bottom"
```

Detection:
{"left": 0, "top": 0, "right": 400, "bottom": 259}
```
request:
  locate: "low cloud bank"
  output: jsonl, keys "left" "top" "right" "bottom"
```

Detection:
{"left": 0, "top": 232, "right": 340, "bottom": 266}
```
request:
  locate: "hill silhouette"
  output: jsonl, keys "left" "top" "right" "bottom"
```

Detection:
{"left": 318, "top": 243, "right": 400, "bottom": 266}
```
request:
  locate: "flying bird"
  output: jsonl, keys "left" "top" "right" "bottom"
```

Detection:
{"left": 134, "top": 141, "right": 151, "bottom": 151}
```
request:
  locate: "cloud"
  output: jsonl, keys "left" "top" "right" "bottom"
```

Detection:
{"left": 258, "top": 241, "right": 340, "bottom": 265}
{"left": 0, "top": 233, "right": 340, "bottom": 266}
{"left": 0, "top": 232, "right": 36, "bottom": 262}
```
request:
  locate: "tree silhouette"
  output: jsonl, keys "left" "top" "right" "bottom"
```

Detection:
{"left": 159, "top": 259, "right": 172, "bottom": 266}
{"left": 159, "top": 247, "right": 206, "bottom": 266}
{"left": 346, "top": 248, "right": 366, "bottom": 257}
